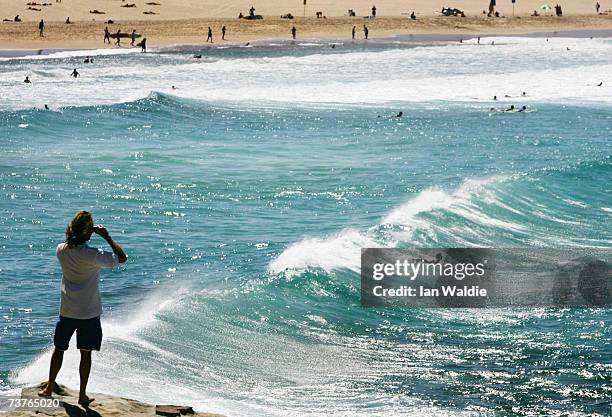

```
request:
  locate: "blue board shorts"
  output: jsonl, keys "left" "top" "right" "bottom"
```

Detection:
{"left": 53, "top": 316, "right": 102, "bottom": 351}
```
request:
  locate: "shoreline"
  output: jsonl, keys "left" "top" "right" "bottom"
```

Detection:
{"left": 2, "top": 26, "right": 612, "bottom": 59}
{"left": 1, "top": 15, "right": 612, "bottom": 53}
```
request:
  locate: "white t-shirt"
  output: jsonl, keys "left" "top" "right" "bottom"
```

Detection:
{"left": 56, "top": 243, "right": 119, "bottom": 319}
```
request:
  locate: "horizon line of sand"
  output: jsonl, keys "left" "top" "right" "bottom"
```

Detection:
{"left": 1, "top": 14, "right": 612, "bottom": 51}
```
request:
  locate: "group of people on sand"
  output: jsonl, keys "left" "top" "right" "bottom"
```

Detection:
{"left": 205, "top": 26, "right": 227, "bottom": 43}
{"left": 103, "top": 26, "right": 147, "bottom": 51}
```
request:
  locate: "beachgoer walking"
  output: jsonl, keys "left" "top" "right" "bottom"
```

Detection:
{"left": 115, "top": 30, "right": 121, "bottom": 46}
{"left": 104, "top": 27, "right": 110, "bottom": 44}
{"left": 363, "top": 25, "right": 369, "bottom": 39}
{"left": 140, "top": 38, "right": 147, "bottom": 52}
{"left": 130, "top": 29, "right": 136, "bottom": 46}
{"left": 488, "top": 0, "right": 496, "bottom": 16}
{"left": 38, "top": 211, "right": 127, "bottom": 407}
{"left": 38, "top": 19, "right": 45, "bottom": 37}
{"left": 70, "top": 68, "right": 80, "bottom": 78}
{"left": 291, "top": 26, "right": 296, "bottom": 39}
{"left": 222, "top": 26, "right": 226, "bottom": 40}
{"left": 352, "top": 25, "right": 356, "bottom": 39}
{"left": 207, "top": 27, "right": 213, "bottom": 43}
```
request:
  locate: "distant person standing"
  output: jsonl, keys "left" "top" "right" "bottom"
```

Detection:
{"left": 38, "top": 19, "right": 45, "bottom": 37}
{"left": 103, "top": 26, "right": 110, "bottom": 44}
{"left": 222, "top": 25, "right": 226, "bottom": 40}
{"left": 488, "top": 0, "right": 496, "bottom": 16}
{"left": 249, "top": 5, "right": 255, "bottom": 17}
{"left": 352, "top": 25, "right": 356, "bottom": 39}
{"left": 140, "top": 38, "right": 147, "bottom": 52}
{"left": 363, "top": 25, "right": 369, "bottom": 39}
{"left": 371, "top": 5, "right": 376, "bottom": 17}
{"left": 291, "top": 26, "right": 296, "bottom": 39}
{"left": 130, "top": 29, "right": 137, "bottom": 46}
{"left": 115, "top": 29, "right": 121, "bottom": 46}
{"left": 596, "top": 2, "right": 601, "bottom": 13}
{"left": 38, "top": 211, "right": 127, "bottom": 406}
{"left": 206, "top": 27, "right": 213, "bottom": 43}
{"left": 70, "top": 68, "right": 80, "bottom": 78}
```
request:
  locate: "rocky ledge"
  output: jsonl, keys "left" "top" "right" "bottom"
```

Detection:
{"left": 2, "top": 383, "right": 226, "bottom": 417}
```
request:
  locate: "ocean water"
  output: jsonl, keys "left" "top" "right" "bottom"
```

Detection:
{"left": 0, "top": 36, "right": 611, "bottom": 416}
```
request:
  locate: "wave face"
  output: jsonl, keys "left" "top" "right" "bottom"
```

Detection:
{"left": 1, "top": 39, "right": 611, "bottom": 416}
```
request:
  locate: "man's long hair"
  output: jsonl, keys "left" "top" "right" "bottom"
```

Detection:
{"left": 65, "top": 210, "right": 93, "bottom": 248}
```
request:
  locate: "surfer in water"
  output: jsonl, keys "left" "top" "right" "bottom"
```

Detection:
{"left": 24, "top": 76, "right": 31, "bottom": 83}
{"left": 71, "top": 68, "right": 80, "bottom": 78}
{"left": 38, "top": 211, "right": 127, "bottom": 407}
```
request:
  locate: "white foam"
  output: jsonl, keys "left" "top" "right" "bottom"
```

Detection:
{"left": 2, "top": 36, "right": 612, "bottom": 110}
{"left": 268, "top": 176, "right": 509, "bottom": 275}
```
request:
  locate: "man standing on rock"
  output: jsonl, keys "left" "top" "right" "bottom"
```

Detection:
{"left": 39, "top": 211, "right": 127, "bottom": 406}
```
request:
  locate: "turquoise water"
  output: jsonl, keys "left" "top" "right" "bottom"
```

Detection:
{"left": 1, "top": 38, "right": 611, "bottom": 416}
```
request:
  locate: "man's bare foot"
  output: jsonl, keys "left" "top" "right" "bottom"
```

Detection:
{"left": 78, "top": 394, "right": 95, "bottom": 407}
{"left": 38, "top": 383, "right": 53, "bottom": 397}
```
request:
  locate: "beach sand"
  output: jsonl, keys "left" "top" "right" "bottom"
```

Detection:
{"left": 1, "top": 1, "right": 612, "bottom": 50}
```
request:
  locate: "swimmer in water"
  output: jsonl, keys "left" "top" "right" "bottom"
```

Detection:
{"left": 24, "top": 76, "right": 31, "bottom": 83}
{"left": 518, "top": 106, "right": 527, "bottom": 112}
{"left": 71, "top": 68, "right": 80, "bottom": 78}
{"left": 396, "top": 111, "right": 403, "bottom": 117}
{"left": 505, "top": 105, "right": 515, "bottom": 112}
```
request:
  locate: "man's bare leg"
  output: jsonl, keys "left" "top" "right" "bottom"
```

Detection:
{"left": 78, "top": 350, "right": 95, "bottom": 406}
{"left": 38, "top": 349, "right": 64, "bottom": 396}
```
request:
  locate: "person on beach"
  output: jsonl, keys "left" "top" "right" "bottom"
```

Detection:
{"left": 38, "top": 19, "right": 45, "bottom": 37}
{"left": 207, "top": 27, "right": 213, "bottom": 43}
{"left": 488, "top": 0, "right": 496, "bottom": 17}
{"left": 115, "top": 30, "right": 121, "bottom": 46}
{"left": 371, "top": 5, "right": 376, "bottom": 17}
{"left": 38, "top": 211, "right": 127, "bottom": 406}
{"left": 24, "top": 76, "right": 31, "bottom": 83}
{"left": 65, "top": 17, "right": 72, "bottom": 24}
{"left": 103, "top": 27, "right": 110, "bottom": 44}
{"left": 291, "top": 26, "right": 296, "bottom": 40}
{"left": 596, "top": 2, "right": 601, "bottom": 13}
{"left": 14, "top": 15, "right": 21, "bottom": 22}
{"left": 363, "top": 25, "right": 369, "bottom": 39}
{"left": 249, "top": 6, "right": 255, "bottom": 17}
{"left": 140, "top": 38, "right": 147, "bottom": 52}
{"left": 130, "top": 29, "right": 137, "bottom": 46}
{"left": 352, "top": 25, "right": 356, "bottom": 39}
{"left": 222, "top": 25, "right": 226, "bottom": 40}
{"left": 71, "top": 68, "right": 80, "bottom": 78}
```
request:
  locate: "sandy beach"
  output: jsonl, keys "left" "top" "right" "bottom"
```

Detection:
{"left": 1, "top": 0, "right": 612, "bottom": 50}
